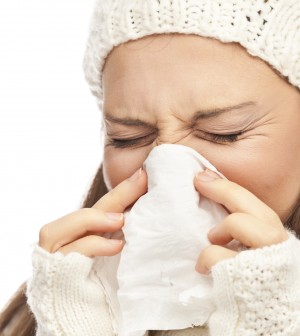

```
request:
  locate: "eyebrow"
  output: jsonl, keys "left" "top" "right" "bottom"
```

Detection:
{"left": 104, "top": 101, "right": 257, "bottom": 127}
{"left": 105, "top": 114, "right": 154, "bottom": 127}
{"left": 191, "top": 101, "right": 257, "bottom": 122}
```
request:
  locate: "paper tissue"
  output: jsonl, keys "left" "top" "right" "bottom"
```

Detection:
{"left": 95, "top": 144, "right": 228, "bottom": 336}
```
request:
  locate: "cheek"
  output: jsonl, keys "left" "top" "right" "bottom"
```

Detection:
{"left": 103, "top": 147, "right": 149, "bottom": 190}
{"left": 213, "top": 136, "right": 300, "bottom": 220}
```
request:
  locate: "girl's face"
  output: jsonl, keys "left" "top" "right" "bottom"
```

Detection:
{"left": 102, "top": 33, "right": 300, "bottom": 222}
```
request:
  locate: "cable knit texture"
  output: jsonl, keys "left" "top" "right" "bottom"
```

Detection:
{"left": 26, "top": 245, "right": 114, "bottom": 336}
{"left": 83, "top": 0, "right": 300, "bottom": 107}
{"left": 26, "top": 233, "right": 300, "bottom": 336}
{"left": 210, "top": 233, "right": 300, "bottom": 335}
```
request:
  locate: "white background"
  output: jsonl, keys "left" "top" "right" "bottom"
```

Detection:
{"left": 0, "top": 0, "right": 104, "bottom": 309}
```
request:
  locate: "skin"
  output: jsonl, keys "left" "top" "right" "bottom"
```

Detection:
{"left": 39, "top": 33, "right": 300, "bottom": 274}
{"left": 39, "top": 169, "right": 147, "bottom": 256}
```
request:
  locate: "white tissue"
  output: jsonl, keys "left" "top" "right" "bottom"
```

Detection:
{"left": 95, "top": 144, "right": 228, "bottom": 336}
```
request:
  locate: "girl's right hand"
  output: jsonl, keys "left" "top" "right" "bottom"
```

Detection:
{"left": 39, "top": 168, "right": 147, "bottom": 257}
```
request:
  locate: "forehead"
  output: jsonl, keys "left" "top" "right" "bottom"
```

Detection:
{"left": 103, "top": 33, "right": 274, "bottom": 79}
{"left": 102, "top": 34, "right": 280, "bottom": 118}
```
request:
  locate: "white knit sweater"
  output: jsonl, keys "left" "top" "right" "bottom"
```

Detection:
{"left": 27, "top": 233, "right": 300, "bottom": 336}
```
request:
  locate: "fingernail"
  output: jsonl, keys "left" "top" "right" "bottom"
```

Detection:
{"left": 196, "top": 264, "right": 211, "bottom": 275}
{"left": 196, "top": 169, "right": 219, "bottom": 182}
{"left": 105, "top": 212, "right": 124, "bottom": 221}
{"left": 208, "top": 226, "right": 218, "bottom": 241}
{"left": 108, "top": 239, "right": 123, "bottom": 245}
{"left": 209, "top": 225, "right": 218, "bottom": 235}
{"left": 128, "top": 168, "right": 142, "bottom": 182}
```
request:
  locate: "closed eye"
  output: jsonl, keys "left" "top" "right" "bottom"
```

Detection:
{"left": 106, "top": 130, "right": 245, "bottom": 148}
{"left": 195, "top": 131, "right": 245, "bottom": 144}
{"left": 106, "top": 133, "right": 156, "bottom": 148}
{"left": 207, "top": 132, "right": 243, "bottom": 143}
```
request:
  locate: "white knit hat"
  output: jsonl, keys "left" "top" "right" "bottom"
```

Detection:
{"left": 83, "top": 0, "right": 300, "bottom": 106}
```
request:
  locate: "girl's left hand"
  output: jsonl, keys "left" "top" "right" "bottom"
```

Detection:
{"left": 193, "top": 169, "right": 289, "bottom": 274}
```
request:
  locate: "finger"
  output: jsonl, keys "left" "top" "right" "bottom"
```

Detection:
{"left": 39, "top": 208, "right": 124, "bottom": 252}
{"left": 194, "top": 169, "right": 280, "bottom": 225}
{"left": 208, "top": 212, "right": 288, "bottom": 248}
{"left": 196, "top": 245, "right": 238, "bottom": 274}
{"left": 58, "top": 235, "right": 124, "bottom": 257}
{"left": 93, "top": 168, "right": 148, "bottom": 213}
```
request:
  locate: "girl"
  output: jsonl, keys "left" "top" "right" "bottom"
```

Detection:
{"left": 1, "top": 0, "right": 300, "bottom": 335}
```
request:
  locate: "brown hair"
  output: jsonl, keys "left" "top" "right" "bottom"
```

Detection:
{"left": 285, "top": 194, "right": 300, "bottom": 237}
{"left": 0, "top": 164, "right": 108, "bottom": 336}
{"left": 1, "top": 164, "right": 299, "bottom": 335}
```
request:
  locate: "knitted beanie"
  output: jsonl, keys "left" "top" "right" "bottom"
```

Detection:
{"left": 83, "top": 0, "right": 300, "bottom": 106}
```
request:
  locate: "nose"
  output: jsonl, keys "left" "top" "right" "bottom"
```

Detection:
{"left": 151, "top": 129, "right": 193, "bottom": 148}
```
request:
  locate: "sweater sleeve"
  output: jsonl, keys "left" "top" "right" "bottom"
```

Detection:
{"left": 209, "top": 232, "right": 300, "bottom": 336}
{"left": 26, "top": 244, "right": 115, "bottom": 336}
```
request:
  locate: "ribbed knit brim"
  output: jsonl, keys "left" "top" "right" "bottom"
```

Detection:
{"left": 83, "top": 0, "right": 300, "bottom": 106}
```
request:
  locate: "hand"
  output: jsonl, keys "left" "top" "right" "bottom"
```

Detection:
{"left": 193, "top": 169, "right": 288, "bottom": 274}
{"left": 39, "top": 168, "right": 147, "bottom": 257}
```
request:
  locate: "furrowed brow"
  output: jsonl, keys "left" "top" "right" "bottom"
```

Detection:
{"left": 104, "top": 115, "right": 155, "bottom": 128}
{"left": 191, "top": 101, "right": 257, "bottom": 122}
{"left": 104, "top": 101, "right": 257, "bottom": 126}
